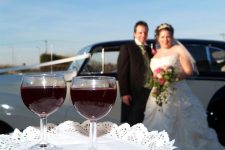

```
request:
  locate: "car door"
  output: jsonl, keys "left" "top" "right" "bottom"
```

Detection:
{"left": 184, "top": 42, "right": 225, "bottom": 145}
{"left": 75, "top": 46, "right": 121, "bottom": 123}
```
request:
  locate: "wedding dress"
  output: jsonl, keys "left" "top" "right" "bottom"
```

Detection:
{"left": 143, "top": 53, "right": 224, "bottom": 150}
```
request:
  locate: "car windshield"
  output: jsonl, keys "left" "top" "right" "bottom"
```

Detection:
{"left": 68, "top": 45, "right": 92, "bottom": 72}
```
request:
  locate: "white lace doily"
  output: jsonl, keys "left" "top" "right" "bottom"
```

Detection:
{"left": 0, "top": 120, "right": 176, "bottom": 150}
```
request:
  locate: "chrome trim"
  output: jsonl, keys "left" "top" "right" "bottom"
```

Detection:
{"left": 206, "top": 45, "right": 211, "bottom": 64}
{"left": 101, "top": 48, "right": 105, "bottom": 74}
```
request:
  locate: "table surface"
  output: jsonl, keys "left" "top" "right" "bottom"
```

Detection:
{"left": 0, "top": 120, "right": 176, "bottom": 150}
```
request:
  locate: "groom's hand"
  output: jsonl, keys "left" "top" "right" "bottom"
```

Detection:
{"left": 122, "top": 95, "right": 132, "bottom": 106}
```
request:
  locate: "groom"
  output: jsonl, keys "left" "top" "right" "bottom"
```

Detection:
{"left": 117, "top": 21, "right": 153, "bottom": 126}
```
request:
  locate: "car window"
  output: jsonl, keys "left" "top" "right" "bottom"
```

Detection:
{"left": 80, "top": 46, "right": 119, "bottom": 74}
{"left": 186, "top": 44, "right": 225, "bottom": 74}
{"left": 209, "top": 46, "right": 225, "bottom": 72}
{"left": 185, "top": 44, "right": 210, "bottom": 72}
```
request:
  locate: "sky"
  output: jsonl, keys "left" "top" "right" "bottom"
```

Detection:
{"left": 0, "top": 0, "right": 225, "bottom": 65}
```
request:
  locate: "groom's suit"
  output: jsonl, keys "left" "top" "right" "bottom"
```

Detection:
{"left": 117, "top": 41, "right": 153, "bottom": 126}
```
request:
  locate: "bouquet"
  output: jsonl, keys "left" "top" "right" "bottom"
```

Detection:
{"left": 151, "top": 65, "right": 179, "bottom": 107}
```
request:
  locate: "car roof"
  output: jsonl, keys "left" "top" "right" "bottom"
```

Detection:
{"left": 86, "top": 39, "right": 225, "bottom": 50}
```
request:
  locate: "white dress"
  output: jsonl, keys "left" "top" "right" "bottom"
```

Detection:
{"left": 143, "top": 54, "right": 224, "bottom": 150}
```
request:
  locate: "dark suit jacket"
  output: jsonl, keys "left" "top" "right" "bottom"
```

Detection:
{"left": 117, "top": 41, "right": 153, "bottom": 124}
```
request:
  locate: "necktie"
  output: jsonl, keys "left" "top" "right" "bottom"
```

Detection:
{"left": 139, "top": 45, "right": 152, "bottom": 89}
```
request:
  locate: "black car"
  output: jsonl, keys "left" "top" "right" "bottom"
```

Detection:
{"left": 1, "top": 39, "right": 225, "bottom": 145}
{"left": 68, "top": 39, "right": 225, "bottom": 145}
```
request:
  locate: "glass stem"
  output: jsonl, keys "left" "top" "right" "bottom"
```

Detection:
{"left": 90, "top": 120, "right": 97, "bottom": 150}
{"left": 40, "top": 116, "right": 48, "bottom": 146}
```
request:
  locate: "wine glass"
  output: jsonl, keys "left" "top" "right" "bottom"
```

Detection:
{"left": 70, "top": 76, "right": 117, "bottom": 150}
{"left": 20, "top": 74, "right": 67, "bottom": 150}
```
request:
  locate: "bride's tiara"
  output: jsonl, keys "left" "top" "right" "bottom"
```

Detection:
{"left": 157, "top": 23, "right": 172, "bottom": 31}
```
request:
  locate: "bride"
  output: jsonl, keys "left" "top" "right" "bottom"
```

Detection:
{"left": 143, "top": 23, "right": 224, "bottom": 150}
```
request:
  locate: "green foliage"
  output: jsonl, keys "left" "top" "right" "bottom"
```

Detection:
{"left": 40, "top": 53, "right": 71, "bottom": 71}
{"left": 40, "top": 53, "right": 66, "bottom": 63}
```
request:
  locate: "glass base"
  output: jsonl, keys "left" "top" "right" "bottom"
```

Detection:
{"left": 62, "top": 144, "right": 96, "bottom": 150}
{"left": 29, "top": 143, "right": 62, "bottom": 150}
{"left": 87, "top": 147, "right": 97, "bottom": 150}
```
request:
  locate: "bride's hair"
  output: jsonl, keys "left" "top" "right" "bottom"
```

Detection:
{"left": 154, "top": 23, "right": 175, "bottom": 49}
{"left": 155, "top": 23, "right": 174, "bottom": 39}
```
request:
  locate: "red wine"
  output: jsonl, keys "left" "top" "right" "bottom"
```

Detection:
{"left": 70, "top": 88, "right": 117, "bottom": 120}
{"left": 21, "top": 86, "right": 66, "bottom": 116}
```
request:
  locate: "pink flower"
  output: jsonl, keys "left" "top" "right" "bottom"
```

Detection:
{"left": 155, "top": 68, "right": 163, "bottom": 73}
{"left": 159, "top": 79, "right": 165, "bottom": 85}
{"left": 153, "top": 74, "right": 158, "bottom": 78}
{"left": 151, "top": 48, "right": 157, "bottom": 55}
{"left": 156, "top": 73, "right": 163, "bottom": 79}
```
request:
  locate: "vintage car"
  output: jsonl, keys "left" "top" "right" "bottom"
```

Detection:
{"left": 0, "top": 39, "right": 225, "bottom": 145}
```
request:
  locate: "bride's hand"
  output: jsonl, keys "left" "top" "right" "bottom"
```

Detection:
{"left": 122, "top": 95, "right": 132, "bottom": 106}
